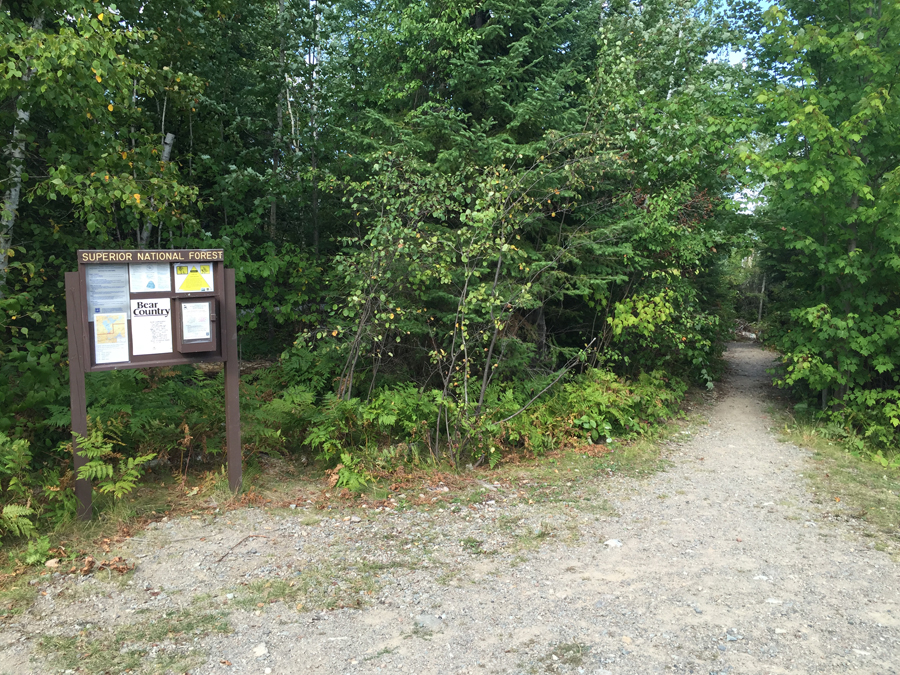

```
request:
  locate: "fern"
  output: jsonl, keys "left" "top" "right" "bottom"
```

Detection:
{"left": 46, "top": 404, "right": 76, "bottom": 429}
{"left": 24, "top": 536, "right": 51, "bottom": 565}
{"left": 0, "top": 432, "right": 32, "bottom": 502}
{"left": 74, "top": 421, "right": 156, "bottom": 499}
{"left": 0, "top": 504, "right": 36, "bottom": 539}
{"left": 335, "top": 452, "right": 368, "bottom": 491}
{"left": 0, "top": 433, "right": 39, "bottom": 539}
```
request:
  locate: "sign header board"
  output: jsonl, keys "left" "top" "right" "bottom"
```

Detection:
{"left": 77, "top": 248, "right": 224, "bottom": 264}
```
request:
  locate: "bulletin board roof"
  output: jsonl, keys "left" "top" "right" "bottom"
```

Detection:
{"left": 78, "top": 249, "right": 224, "bottom": 264}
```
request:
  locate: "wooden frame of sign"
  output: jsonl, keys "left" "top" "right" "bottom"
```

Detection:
{"left": 65, "top": 249, "right": 241, "bottom": 520}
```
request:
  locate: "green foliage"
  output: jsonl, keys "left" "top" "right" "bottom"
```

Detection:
{"left": 0, "top": 429, "right": 74, "bottom": 541}
{"left": 1, "top": 1, "right": 203, "bottom": 253}
{"left": 333, "top": 451, "right": 369, "bottom": 491}
{"left": 747, "top": 0, "right": 900, "bottom": 458}
{"left": 281, "top": 365, "right": 687, "bottom": 477}
{"left": 24, "top": 536, "right": 53, "bottom": 565}
{"left": 0, "top": 248, "right": 69, "bottom": 452}
{"left": 0, "top": 504, "right": 37, "bottom": 540}
{"left": 74, "top": 420, "right": 156, "bottom": 499}
{"left": 2, "top": 0, "right": 751, "bottom": 531}
{"left": 0, "top": 432, "right": 37, "bottom": 539}
{"left": 76, "top": 367, "right": 227, "bottom": 463}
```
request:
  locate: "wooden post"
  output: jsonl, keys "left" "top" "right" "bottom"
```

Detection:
{"left": 65, "top": 272, "right": 92, "bottom": 520}
{"left": 223, "top": 268, "right": 242, "bottom": 492}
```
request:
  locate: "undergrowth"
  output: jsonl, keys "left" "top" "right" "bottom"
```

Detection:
{"left": 1, "top": 362, "right": 688, "bottom": 559}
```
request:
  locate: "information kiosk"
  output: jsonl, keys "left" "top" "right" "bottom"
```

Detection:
{"left": 65, "top": 249, "right": 241, "bottom": 520}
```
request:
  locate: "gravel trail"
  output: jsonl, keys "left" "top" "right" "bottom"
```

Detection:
{"left": 2, "top": 342, "right": 898, "bottom": 674}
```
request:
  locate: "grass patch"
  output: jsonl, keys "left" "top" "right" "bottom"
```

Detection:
{"left": 36, "top": 608, "right": 230, "bottom": 674}
{"left": 0, "top": 578, "right": 39, "bottom": 620}
{"left": 233, "top": 561, "right": 381, "bottom": 612}
{"left": 513, "top": 522, "right": 556, "bottom": 551}
{"left": 460, "top": 537, "right": 492, "bottom": 555}
{"left": 525, "top": 641, "right": 591, "bottom": 674}
{"left": 776, "top": 415, "right": 900, "bottom": 560}
{"left": 363, "top": 646, "right": 395, "bottom": 661}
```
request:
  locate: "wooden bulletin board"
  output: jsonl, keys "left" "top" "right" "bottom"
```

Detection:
{"left": 65, "top": 249, "right": 242, "bottom": 520}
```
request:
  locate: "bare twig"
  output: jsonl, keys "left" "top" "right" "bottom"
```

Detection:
{"left": 499, "top": 337, "right": 597, "bottom": 424}
{"left": 214, "top": 534, "right": 269, "bottom": 564}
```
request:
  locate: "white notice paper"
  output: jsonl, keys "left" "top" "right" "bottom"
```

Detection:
{"left": 93, "top": 312, "right": 129, "bottom": 364}
{"left": 129, "top": 263, "right": 172, "bottom": 293}
{"left": 182, "top": 302, "right": 212, "bottom": 341}
{"left": 130, "top": 298, "right": 173, "bottom": 355}
{"left": 86, "top": 264, "right": 129, "bottom": 316}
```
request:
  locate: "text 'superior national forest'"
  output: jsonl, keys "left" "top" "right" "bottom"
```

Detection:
{"left": 1, "top": 0, "right": 898, "bottom": 534}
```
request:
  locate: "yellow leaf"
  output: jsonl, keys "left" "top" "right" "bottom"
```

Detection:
{"left": 86, "top": 112, "right": 92, "bottom": 119}
{"left": 96, "top": 75, "right": 101, "bottom": 83}
{"left": 121, "top": 152, "right": 127, "bottom": 159}
{"left": 107, "top": 104, "right": 114, "bottom": 112}
{"left": 98, "top": 13, "right": 103, "bottom": 20}
{"left": 7, "top": 249, "right": 14, "bottom": 258}
{"left": 134, "top": 194, "right": 141, "bottom": 204}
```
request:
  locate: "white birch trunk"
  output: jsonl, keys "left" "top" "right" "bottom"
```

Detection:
{"left": 0, "top": 15, "right": 42, "bottom": 298}
{"left": 138, "top": 133, "right": 175, "bottom": 249}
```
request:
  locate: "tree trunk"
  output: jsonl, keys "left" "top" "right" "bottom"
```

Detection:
{"left": 138, "top": 133, "right": 175, "bottom": 248}
{"left": 535, "top": 303, "right": 547, "bottom": 357}
{"left": 309, "top": 0, "right": 320, "bottom": 255}
{"left": 269, "top": 0, "right": 285, "bottom": 241}
{"left": 757, "top": 274, "right": 766, "bottom": 323}
{"left": 0, "top": 15, "right": 42, "bottom": 299}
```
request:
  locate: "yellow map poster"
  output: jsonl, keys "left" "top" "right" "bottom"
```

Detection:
{"left": 173, "top": 263, "right": 214, "bottom": 293}
{"left": 94, "top": 312, "right": 129, "bottom": 364}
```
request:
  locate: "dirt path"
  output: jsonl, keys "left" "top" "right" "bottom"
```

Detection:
{"left": 2, "top": 342, "right": 899, "bottom": 674}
